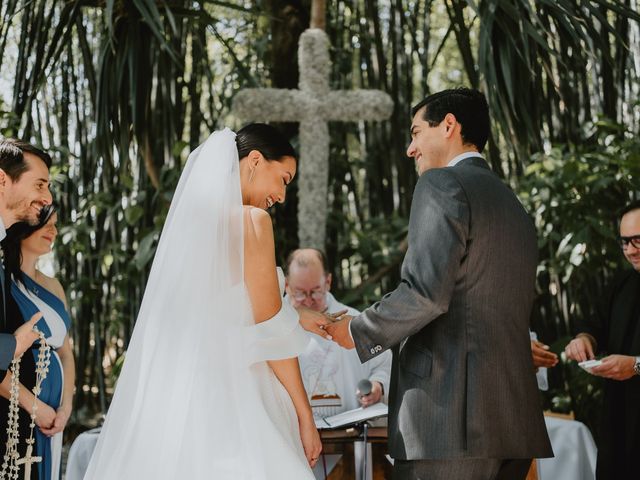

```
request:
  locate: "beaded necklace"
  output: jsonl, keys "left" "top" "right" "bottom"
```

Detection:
{"left": 1, "top": 328, "right": 51, "bottom": 480}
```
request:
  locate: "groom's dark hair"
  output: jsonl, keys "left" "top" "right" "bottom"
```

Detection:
{"left": 411, "top": 88, "right": 490, "bottom": 153}
{"left": 0, "top": 138, "right": 52, "bottom": 180}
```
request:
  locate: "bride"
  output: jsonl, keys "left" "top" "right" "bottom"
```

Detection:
{"left": 84, "top": 125, "right": 330, "bottom": 479}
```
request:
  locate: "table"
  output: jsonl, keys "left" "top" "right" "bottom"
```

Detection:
{"left": 316, "top": 426, "right": 391, "bottom": 480}
{"left": 65, "top": 428, "right": 100, "bottom": 480}
{"left": 538, "top": 414, "right": 597, "bottom": 480}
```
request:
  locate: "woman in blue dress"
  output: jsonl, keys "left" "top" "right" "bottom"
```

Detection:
{"left": 0, "top": 207, "right": 75, "bottom": 480}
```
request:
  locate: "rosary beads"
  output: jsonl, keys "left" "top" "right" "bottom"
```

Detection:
{"left": 1, "top": 328, "right": 51, "bottom": 480}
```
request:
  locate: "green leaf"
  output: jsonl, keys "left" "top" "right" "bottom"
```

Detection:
{"left": 125, "top": 205, "right": 145, "bottom": 226}
{"left": 133, "top": 231, "right": 158, "bottom": 271}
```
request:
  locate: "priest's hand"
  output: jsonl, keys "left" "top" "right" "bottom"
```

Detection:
{"left": 531, "top": 340, "right": 558, "bottom": 369}
{"left": 325, "top": 316, "right": 355, "bottom": 349}
{"left": 358, "top": 381, "right": 383, "bottom": 407}
{"left": 564, "top": 334, "right": 595, "bottom": 363}
{"left": 298, "top": 307, "right": 332, "bottom": 340}
{"left": 299, "top": 416, "right": 322, "bottom": 468}
{"left": 589, "top": 355, "right": 636, "bottom": 381}
{"left": 13, "top": 312, "right": 43, "bottom": 359}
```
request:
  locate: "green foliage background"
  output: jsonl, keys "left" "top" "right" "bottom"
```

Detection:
{"left": 0, "top": 0, "right": 638, "bottom": 441}
{"left": 518, "top": 122, "right": 640, "bottom": 438}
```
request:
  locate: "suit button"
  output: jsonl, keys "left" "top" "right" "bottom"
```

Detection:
{"left": 374, "top": 345, "right": 382, "bottom": 353}
{"left": 370, "top": 347, "right": 376, "bottom": 355}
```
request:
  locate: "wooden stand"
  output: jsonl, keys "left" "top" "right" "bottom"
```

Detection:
{"left": 319, "top": 426, "right": 391, "bottom": 480}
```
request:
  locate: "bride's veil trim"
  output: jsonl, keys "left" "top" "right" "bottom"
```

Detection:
{"left": 84, "top": 129, "right": 307, "bottom": 479}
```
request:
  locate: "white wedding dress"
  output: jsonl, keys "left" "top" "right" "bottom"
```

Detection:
{"left": 84, "top": 129, "right": 314, "bottom": 479}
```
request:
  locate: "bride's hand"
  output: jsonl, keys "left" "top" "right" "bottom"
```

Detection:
{"left": 299, "top": 416, "right": 322, "bottom": 468}
{"left": 298, "top": 307, "right": 332, "bottom": 340}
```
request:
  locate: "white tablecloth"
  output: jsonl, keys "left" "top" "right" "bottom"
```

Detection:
{"left": 65, "top": 428, "right": 100, "bottom": 480}
{"left": 539, "top": 416, "right": 597, "bottom": 480}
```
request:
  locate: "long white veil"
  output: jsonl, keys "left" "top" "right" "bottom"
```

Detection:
{"left": 84, "top": 129, "right": 297, "bottom": 479}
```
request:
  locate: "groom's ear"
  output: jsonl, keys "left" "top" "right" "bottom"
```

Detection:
{"left": 443, "top": 113, "right": 458, "bottom": 138}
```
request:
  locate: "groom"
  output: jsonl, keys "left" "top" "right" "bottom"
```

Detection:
{"left": 327, "top": 88, "right": 552, "bottom": 479}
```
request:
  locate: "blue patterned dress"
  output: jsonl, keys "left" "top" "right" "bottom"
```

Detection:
{"left": 12, "top": 273, "right": 71, "bottom": 480}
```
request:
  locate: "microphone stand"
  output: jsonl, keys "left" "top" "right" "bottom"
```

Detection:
{"left": 361, "top": 421, "right": 369, "bottom": 480}
{"left": 356, "top": 378, "right": 373, "bottom": 480}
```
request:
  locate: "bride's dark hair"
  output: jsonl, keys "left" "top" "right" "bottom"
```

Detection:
{"left": 235, "top": 123, "right": 297, "bottom": 162}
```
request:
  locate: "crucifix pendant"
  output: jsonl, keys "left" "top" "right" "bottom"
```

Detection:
{"left": 16, "top": 445, "right": 42, "bottom": 480}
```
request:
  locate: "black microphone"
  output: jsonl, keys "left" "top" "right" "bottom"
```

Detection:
{"left": 357, "top": 379, "right": 372, "bottom": 396}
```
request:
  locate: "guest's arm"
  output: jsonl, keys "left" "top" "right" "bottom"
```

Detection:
{"left": 564, "top": 272, "right": 628, "bottom": 363}
{"left": 40, "top": 335, "right": 75, "bottom": 436}
{"left": 40, "top": 279, "right": 75, "bottom": 436}
{"left": 564, "top": 334, "right": 596, "bottom": 362}
{"left": 589, "top": 354, "right": 637, "bottom": 380}
{"left": 565, "top": 271, "right": 630, "bottom": 363}
{"left": 531, "top": 339, "right": 559, "bottom": 368}
{"left": 0, "top": 334, "right": 16, "bottom": 374}
{"left": 1, "top": 314, "right": 43, "bottom": 380}
{"left": 0, "top": 373, "right": 56, "bottom": 430}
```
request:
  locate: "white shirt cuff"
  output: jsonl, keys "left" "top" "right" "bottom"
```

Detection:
{"left": 348, "top": 318, "right": 355, "bottom": 342}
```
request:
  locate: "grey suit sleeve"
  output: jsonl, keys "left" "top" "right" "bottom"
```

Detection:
{"left": 0, "top": 333, "right": 16, "bottom": 371}
{"left": 351, "top": 168, "right": 470, "bottom": 362}
{"left": 366, "top": 349, "right": 392, "bottom": 395}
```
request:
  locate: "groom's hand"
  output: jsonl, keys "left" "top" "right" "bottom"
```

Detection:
{"left": 325, "top": 316, "right": 355, "bottom": 349}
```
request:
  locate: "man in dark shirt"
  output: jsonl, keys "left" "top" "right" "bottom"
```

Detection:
{"left": 565, "top": 200, "right": 640, "bottom": 479}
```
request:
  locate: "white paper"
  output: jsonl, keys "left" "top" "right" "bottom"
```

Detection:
{"left": 578, "top": 359, "right": 603, "bottom": 373}
{"left": 316, "top": 402, "right": 388, "bottom": 429}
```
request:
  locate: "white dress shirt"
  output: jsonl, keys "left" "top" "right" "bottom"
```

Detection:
{"left": 447, "top": 151, "right": 484, "bottom": 167}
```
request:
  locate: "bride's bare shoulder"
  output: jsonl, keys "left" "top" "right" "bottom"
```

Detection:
{"left": 242, "top": 206, "right": 274, "bottom": 243}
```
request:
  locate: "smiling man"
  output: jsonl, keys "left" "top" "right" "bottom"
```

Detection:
{"left": 0, "top": 138, "right": 53, "bottom": 380}
{"left": 565, "top": 200, "right": 640, "bottom": 479}
{"left": 327, "top": 88, "right": 552, "bottom": 480}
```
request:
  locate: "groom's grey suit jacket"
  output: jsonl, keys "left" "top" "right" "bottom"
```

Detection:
{"left": 351, "top": 157, "right": 553, "bottom": 460}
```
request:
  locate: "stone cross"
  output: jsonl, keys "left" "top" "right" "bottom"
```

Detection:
{"left": 233, "top": 29, "right": 393, "bottom": 249}
{"left": 16, "top": 445, "right": 41, "bottom": 480}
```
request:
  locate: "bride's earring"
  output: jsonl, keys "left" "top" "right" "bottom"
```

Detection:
{"left": 249, "top": 167, "right": 256, "bottom": 183}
